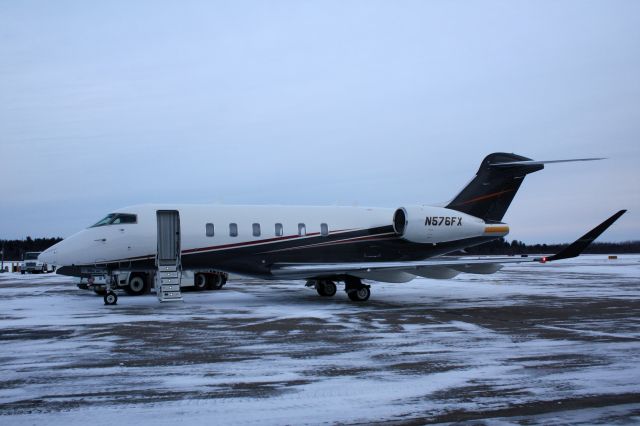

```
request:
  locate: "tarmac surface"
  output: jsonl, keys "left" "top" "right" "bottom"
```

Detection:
{"left": 1, "top": 255, "right": 639, "bottom": 425}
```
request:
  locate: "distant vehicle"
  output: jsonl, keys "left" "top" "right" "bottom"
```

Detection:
{"left": 21, "top": 252, "right": 53, "bottom": 274}
{"left": 39, "top": 152, "right": 626, "bottom": 306}
{"left": 77, "top": 270, "right": 228, "bottom": 296}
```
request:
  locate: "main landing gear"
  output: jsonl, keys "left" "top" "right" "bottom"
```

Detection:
{"left": 344, "top": 276, "right": 370, "bottom": 302}
{"left": 315, "top": 280, "right": 337, "bottom": 297}
{"left": 309, "top": 276, "right": 371, "bottom": 302}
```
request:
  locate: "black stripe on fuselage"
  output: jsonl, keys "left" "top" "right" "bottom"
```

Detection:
{"left": 69, "top": 226, "right": 500, "bottom": 279}
{"left": 183, "top": 226, "right": 399, "bottom": 272}
{"left": 182, "top": 227, "right": 499, "bottom": 277}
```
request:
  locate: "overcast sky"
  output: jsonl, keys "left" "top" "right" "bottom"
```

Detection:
{"left": 1, "top": 1, "right": 638, "bottom": 243}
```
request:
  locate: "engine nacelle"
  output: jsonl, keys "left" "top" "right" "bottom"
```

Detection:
{"left": 393, "top": 206, "right": 493, "bottom": 243}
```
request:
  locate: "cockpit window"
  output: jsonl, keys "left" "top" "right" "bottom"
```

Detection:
{"left": 91, "top": 213, "right": 137, "bottom": 227}
{"left": 91, "top": 214, "right": 116, "bottom": 227}
{"left": 111, "top": 214, "right": 137, "bottom": 224}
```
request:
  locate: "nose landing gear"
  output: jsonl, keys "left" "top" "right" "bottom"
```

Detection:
{"left": 103, "top": 275, "right": 118, "bottom": 305}
{"left": 104, "top": 291, "right": 118, "bottom": 305}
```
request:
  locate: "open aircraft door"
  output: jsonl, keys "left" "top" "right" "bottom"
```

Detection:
{"left": 156, "top": 210, "right": 183, "bottom": 302}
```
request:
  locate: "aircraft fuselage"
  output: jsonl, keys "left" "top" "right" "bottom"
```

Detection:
{"left": 41, "top": 203, "right": 506, "bottom": 279}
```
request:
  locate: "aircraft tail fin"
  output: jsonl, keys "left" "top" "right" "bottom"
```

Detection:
{"left": 446, "top": 153, "right": 604, "bottom": 223}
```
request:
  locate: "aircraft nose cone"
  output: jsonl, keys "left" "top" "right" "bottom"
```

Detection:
{"left": 41, "top": 231, "right": 97, "bottom": 267}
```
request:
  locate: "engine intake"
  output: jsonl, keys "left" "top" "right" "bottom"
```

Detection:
{"left": 393, "top": 208, "right": 407, "bottom": 235}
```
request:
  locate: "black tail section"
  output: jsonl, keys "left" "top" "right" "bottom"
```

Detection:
{"left": 446, "top": 153, "right": 544, "bottom": 223}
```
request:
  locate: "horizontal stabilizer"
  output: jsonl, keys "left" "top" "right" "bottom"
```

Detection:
{"left": 490, "top": 158, "right": 605, "bottom": 167}
{"left": 543, "top": 210, "right": 627, "bottom": 262}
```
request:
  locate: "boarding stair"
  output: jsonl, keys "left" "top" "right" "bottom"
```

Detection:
{"left": 155, "top": 263, "right": 183, "bottom": 302}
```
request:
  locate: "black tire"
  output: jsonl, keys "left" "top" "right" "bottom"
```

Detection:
{"left": 21, "top": 270, "right": 25, "bottom": 275}
{"left": 316, "top": 280, "right": 337, "bottom": 297}
{"left": 324, "top": 281, "right": 337, "bottom": 296}
{"left": 104, "top": 291, "right": 118, "bottom": 305}
{"left": 347, "top": 286, "right": 371, "bottom": 302}
{"left": 94, "top": 288, "right": 107, "bottom": 296}
{"left": 124, "top": 275, "right": 148, "bottom": 296}
{"left": 194, "top": 273, "right": 208, "bottom": 291}
{"left": 207, "top": 273, "right": 223, "bottom": 290}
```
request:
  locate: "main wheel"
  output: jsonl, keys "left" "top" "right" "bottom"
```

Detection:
{"left": 347, "top": 286, "right": 370, "bottom": 302}
{"left": 104, "top": 291, "right": 118, "bottom": 305}
{"left": 124, "top": 275, "right": 148, "bottom": 296}
{"left": 316, "top": 280, "right": 337, "bottom": 297}
{"left": 194, "top": 273, "right": 208, "bottom": 291}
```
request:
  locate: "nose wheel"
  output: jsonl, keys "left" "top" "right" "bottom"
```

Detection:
{"left": 104, "top": 290, "right": 118, "bottom": 305}
{"left": 101, "top": 274, "right": 119, "bottom": 305}
{"left": 103, "top": 291, "right": 118, "bottom": 305}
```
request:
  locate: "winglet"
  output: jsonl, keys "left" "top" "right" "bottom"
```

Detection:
{"left": 538, "top": 210, "right": 627, "bottom": 262}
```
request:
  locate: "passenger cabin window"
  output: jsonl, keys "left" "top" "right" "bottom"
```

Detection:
{"left": 91, "top": 213, "right": 137, "bottom": 227}
{"left": 229, "top": 223, "right": 238, "bottom": 237}
{"left": 252, "top": 223, "right": 261, "bottom": 237}
{"left": 275, "top": 223, "right": 283, "bottom": 237}
{"left": 298, "top": 223, "right": 306, "bottom": 236}
{"left": 206, "top": 223, "right": 214, "bottom": 237}
{"left": 320, "top": 223, "right": 329, "bottom": 236}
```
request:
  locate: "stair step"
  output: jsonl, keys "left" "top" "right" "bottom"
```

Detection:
{"left": 159, "top": 265, "right": 178, "bottom": 271}
{"left": 159, "top": 271, "right": 179, "bottom": 279}
{"left": 160, "top": 284, "right": 181, "bottom": 292}
{"left": 155, "top": 262, "right": 183, "bottom": 302}
{"left": 159, "top": 291, "right": 183, "bottom": 301}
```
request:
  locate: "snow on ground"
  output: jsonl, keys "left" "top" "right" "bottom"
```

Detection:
{"left": 0, "top": 255, "right": 639, "bottom": 425}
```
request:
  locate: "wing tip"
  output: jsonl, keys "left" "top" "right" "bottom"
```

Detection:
{"left": 545, "top": 209, "right": 627, "bottom": 262}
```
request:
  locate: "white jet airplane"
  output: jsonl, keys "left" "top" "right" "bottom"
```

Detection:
{"left": 39, "top": 153, "right": 626, "bottom": 305}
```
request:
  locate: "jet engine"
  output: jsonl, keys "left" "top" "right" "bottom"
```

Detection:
{"left": 392, "top": 205, "right": 488, "bottom": 243}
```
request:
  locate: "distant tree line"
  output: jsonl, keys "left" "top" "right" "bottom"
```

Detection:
{"left": 0, "top": 237, "right": 63, "bottom": 260}
{"left": 465, "top": 238, "right": 640, "bottom": 255}
{"left": 1, "top": 237, "right": 638, "bottom": 261}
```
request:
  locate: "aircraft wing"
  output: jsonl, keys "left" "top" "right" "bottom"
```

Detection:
{"left": 271, "top": 210, "right": 626, "bottom": 279}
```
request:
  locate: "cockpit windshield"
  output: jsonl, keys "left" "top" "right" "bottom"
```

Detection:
{"left": 24, "top": 252, "right": 40, "bottom": 260}
{"left": 90, "top": 213, "right": 137, "bottom": 227}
